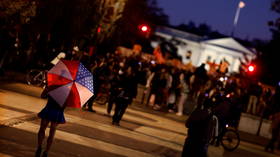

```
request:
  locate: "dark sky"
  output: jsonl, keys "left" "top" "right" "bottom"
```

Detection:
{"left": 157, "top": 0, "right": 279, "bottom": 40}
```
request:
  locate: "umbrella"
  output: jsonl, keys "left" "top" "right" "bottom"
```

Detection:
{"left": 47, "top": 60, "right": 94, "bottom": 108}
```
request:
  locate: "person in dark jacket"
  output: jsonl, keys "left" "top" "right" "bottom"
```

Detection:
{"left": 265, "top": 86, "right": 280, "bottom": 153}
{"left": 107, "top": 64, "right": 120, "bottom": 115}
{"left": 265, "top": 111, "right": 280, "bottom": 153}
{"left": 83, "top": 58, "right": 106, "bottom": 112}
{"left": 112, "top": 66, "right": 137, "bottom": 126}
{"left": 182, "top": 104, "right": 213, "bottom": 157}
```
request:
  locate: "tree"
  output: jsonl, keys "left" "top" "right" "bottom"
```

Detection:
{"left": 255, "top": 0, "right": 280, "bottom": 85}
{"left": 109, "top": 0, "right": 169, "bottom": 52}
{"left": 175, "top": 21, "right": 226, "bottom": 39}
{"left": 1, "top": 0, "right": 169, "bottom": 66}
{"left": 0, "top": 0, "right": 37, "bottom": 25}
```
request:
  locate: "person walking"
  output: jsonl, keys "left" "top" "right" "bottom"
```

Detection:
{"left": 35, "top": 87, "right": 66, "bottom": 157}
{"left": 112, "top": 66, "right": 137, "bottom": 126}
{"left": 107, "top": 64, "right": 120, "bottom": 115}
{"left": 83, "top": 58, "right": 105, "bottom": 112}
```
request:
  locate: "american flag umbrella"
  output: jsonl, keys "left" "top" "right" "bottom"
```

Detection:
{"left": 47, "top": 60, "right": 94, "bottom": 108}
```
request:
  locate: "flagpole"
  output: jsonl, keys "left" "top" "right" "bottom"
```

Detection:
{"left": 231, "top": 1, "right": 245, "bottom": 37}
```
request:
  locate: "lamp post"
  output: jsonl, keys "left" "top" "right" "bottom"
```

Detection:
{"left": 231, "top": 1, "right": 245, "bottom": 37}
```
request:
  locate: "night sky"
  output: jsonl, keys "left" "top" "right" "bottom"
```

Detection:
{"left": 157, "top": 0, "right": 279, "bottom": 41}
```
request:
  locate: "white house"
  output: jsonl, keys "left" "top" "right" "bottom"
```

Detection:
{"left": 153, "top": 26, "right": 256, "bottom": 73}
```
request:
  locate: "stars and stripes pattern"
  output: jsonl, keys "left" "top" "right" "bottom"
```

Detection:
{"left": 76, "top": 63, "right": 94, "bottom": 93}
{"left": 47, "top": 60, "right": 94, "bottom": 108}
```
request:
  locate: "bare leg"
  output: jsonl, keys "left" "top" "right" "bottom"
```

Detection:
{"left": 45, "top": 122, "right": 58, "bottom": 153}
{"left": 36, "top": 119, "right": 49, "bottom": 157}
{"left": 38, "top": 119, "right": 49, "bottom": 147}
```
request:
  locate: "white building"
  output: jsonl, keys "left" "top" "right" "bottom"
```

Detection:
{"left": 153, "top": 26, "right": 256, "bottom": 73}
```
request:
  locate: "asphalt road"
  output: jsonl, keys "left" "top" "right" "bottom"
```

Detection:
{"left": 0, "top": 82, "right": 279, "bottom": 157}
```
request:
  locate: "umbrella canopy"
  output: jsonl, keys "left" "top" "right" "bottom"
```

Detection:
{"left": 47, "top": 60, "right": 94, "bottom": 108}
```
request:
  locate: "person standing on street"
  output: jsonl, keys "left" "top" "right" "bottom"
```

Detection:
{"left": 112, "top": 66, "right": 137, "bottom": 126}
{"left": 35, "top": 87, "right": 66, "bottom": 157}
{"left": 176, "top": 72, "right": 190, "bottom": 116}
{"left": 265, "top": 86, "right": 280, "bottom": 153}
{"left": 265, "top": 111, "right": 280, "bottom": 153}
{"left": 246, "top": 82, "right": 263, "bottom": 115}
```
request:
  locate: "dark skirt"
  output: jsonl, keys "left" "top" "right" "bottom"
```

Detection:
{"left": 38, "top": 97, "right": 66, "bottom": 124}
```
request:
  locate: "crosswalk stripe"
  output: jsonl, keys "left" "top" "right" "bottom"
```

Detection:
{"left": 13, "top": 122, "right": 159, "bottom": 157}
{"left": 0, "top": 108, "right": 26, "bottom": 121}
{"left": 0, "top": 90, "right": 45, "bottom": 113}
{"left": 65, "top": 114, "right": 183, "bottom": 151}
{"left": 92, "top": 106, "right": 187, "bottom": 134}
{"left": 134, "top": 126, "right": 185, "bottom": 144}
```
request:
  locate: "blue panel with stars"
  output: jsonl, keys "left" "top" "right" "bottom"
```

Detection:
{"left": 75, "top": 63, "right": 94, "bottom": 93}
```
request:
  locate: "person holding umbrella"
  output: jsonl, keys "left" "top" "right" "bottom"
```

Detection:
{"left": 35, "top": 60, "right": 94, "bottom": 157}
{"left": 35, "top": 87, "right": 65, "bottom": 157}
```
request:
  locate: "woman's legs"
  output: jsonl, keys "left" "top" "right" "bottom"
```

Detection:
{"left": 36, "top": 119, "right": 49, "bottom": 157}
{"left": 38, "top": 119, "right": 50, "bottom": 148}
{"left": 44, "top": 122, "right": 58, "bottom": 153}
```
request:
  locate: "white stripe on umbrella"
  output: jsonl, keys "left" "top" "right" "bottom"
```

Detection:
{"left": 48, "top": 82, "right": 73, "bottom": 107}
{"left": 75, "top": 82, "right": 94, "bottom": 107}
{"left": 48, "top": 60, "right": 73, "bottom": 81}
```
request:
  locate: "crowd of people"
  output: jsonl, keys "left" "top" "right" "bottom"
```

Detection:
{"left": 22, "top": 45, "right": 279, "bottom": 157}
{"left": 80, "top": 48, "right": 280, "bottom": 156}
{"left": 74, "top": 49, "right": 278, "bottom": 121}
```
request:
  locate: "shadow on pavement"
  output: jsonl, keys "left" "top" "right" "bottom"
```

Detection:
{"left": 0, "top": 125, "right": 125, "bottom": 157}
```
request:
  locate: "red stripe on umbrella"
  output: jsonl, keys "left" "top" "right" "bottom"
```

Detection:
{"left": 48, "top": 73, "right": 72, "bottom": 87}
{"left": 62, "top": 60, "right": 80, "bottom": 80}
{"left": 64, "top": 83, "right": 81, "bottom": 108}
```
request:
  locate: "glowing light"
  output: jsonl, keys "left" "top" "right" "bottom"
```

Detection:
{"left": 141, "top": 26, "right": 148, "bottom": 32}
{"left": 248, "top": 65, "right": 254, "bottom": 72}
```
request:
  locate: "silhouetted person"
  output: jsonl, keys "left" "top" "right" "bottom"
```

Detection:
{"left": 182, "top": 103, "right": 212, "bottom": 157}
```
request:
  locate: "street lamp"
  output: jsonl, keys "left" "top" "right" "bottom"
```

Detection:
{"left": 231, "top": 1, "right": 245, "bottom": 37}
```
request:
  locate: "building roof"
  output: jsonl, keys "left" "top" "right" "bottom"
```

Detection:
{"left": 155, "top": 26, "right": 256, "bottom": 57}
{"left": 156, "top": 26, "right": 203, "bottom": 42}
{"left": 202, "top": 37, "right": 256, "bottom": 56}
